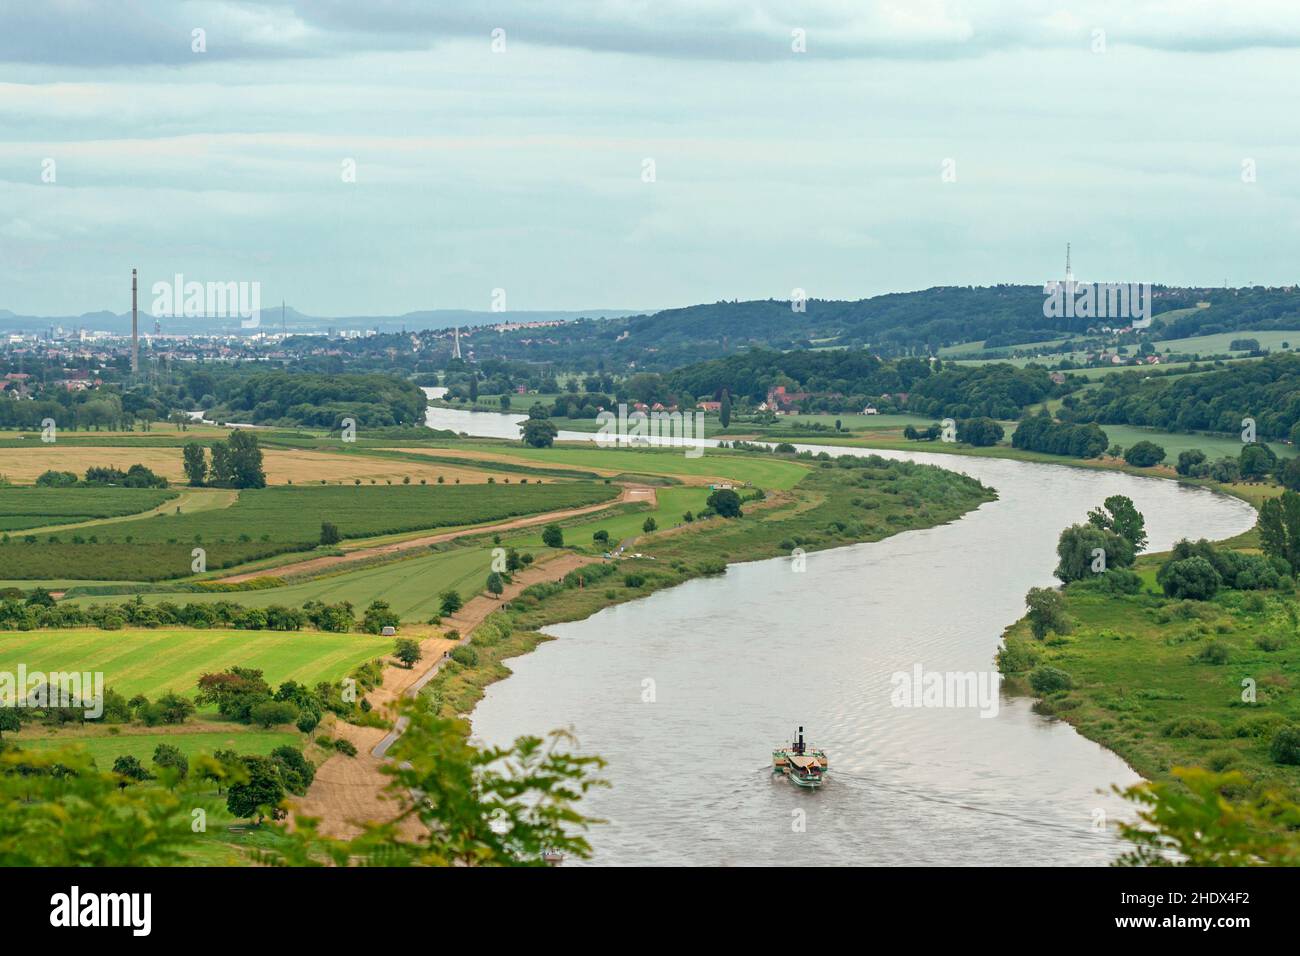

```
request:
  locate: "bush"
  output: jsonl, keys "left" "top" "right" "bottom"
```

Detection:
{"left": 1195, "top": 641, "right": 1230, "bottom": 664}
{"left": 1267, "top": 725, "right": 1300, "bottom": 765}
{"left": 541, "top": 524, "right": 564, "bottom": 548}
{"left": 450, "top": 646, "right": 478, "bottom": 667}
{"left": 1162, "top": 716, "right": 1223, "bottom": 739}
{"left": 249, "top": 700, "right": 299, "bottom": 728}
{"left": 1028, "top": 666, "right": 1073, "bottom": 694}
{"left": 1158, "top": 556, "right": 1221, "bottom": 600}
{"left": 1123, "top": 441, "right": 1166, "bottom": 467}
{"left": 623, "top": 573, "right": 646, "bottom": 588}
{"left": 333, "top": 737, "right": 358, "bottom": 757}
{"left": 1256, "top": 634, "right": 1286, "bottom": 652}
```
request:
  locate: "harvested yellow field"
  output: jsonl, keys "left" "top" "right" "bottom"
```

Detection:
{"left": 0, "top": 447, "right": 515, "bottom": 486}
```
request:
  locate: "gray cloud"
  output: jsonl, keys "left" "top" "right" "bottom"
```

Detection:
{"left": 7, "top": 1, "right": 1300, "bottom": 67}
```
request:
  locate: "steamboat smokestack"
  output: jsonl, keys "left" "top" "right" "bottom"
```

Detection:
{"left": 131, "top": 268, "right": 139, "bottom": 375}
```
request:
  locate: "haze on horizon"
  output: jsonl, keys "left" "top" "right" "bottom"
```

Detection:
{"left": 2, "top": 1, "right": 1299, "bottom": 318}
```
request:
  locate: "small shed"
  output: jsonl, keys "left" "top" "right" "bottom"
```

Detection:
{"left": 381, "top": 625, "right": 397, "bottom": 637}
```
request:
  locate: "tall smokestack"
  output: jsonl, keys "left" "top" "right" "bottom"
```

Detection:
{"left": 131, "top": 268, "right": 139, "bottom": 375}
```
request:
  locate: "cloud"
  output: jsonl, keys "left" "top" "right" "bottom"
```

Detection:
{"left": 8, "top": 1, "right": 1300, "bottom": 67}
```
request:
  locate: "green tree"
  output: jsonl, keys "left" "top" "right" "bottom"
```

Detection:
{"left": 395, "top": 638, "right": 422, "bottom": 669}
{"left": 1054, "top": 523, "right": 1134, "bottom": 582}
{"left": 1123, "top": 441, "right": 1165, "bottom": 467}
{"left": 320, "top": 522, "right": 341, "bottom": 546}
{"left": 111, "top": 755, "right": 153, "bottom": 787}
{"left": 226, "top": 754, "right": 286, "bottom": 824}
{"left": 1156, "top": 556, "right": 1221, "bottom": 600}
{"left": 1024, "top": 587, "right": 1071, "bottom": 640}
{"left": 719, "top": 389, "right": 731, "bottom": 428}
{"left": 225, "top": 430, "right": 266, "bottom": 489}
{"left": 521, "top": 418, "right": 558, "bottom": 448}
{"left": 486, "top": 571, "right": 505, "bottom": 598}
{"left": 1239, "top": 442, "right": 1278, "bottom": 480}
{"left": 151, "top": 743, "right": 189, "bottom": 784}
{"left": 956, "top": 417, "right": 1004, "bottom": 447}
{"left": 1280, "top": 457, "right": 1300, "bottom": 493}
{"left": 1087, "top": 495, "right": 1148, "bottom": 551}
{"left": 182, "top": 442, "right": 208, "bottom": 486}
{"left": 541, "top": 524, "right": 564, "bottom": 548}
{"left": 0, "top": 708, "right": 19, "bottom": 738}
{"left": 592, "top": 529, "right": 610, "bottom": 546}
{"left": 1116, "top": 768, "right": 1300, "bottom": 866}
{"left": 363, "top": 600, "right": 400, "bottom": 634}
{"left": 706, "top": 488, "right": 743, "bottom": 518}
{"left": 642, "top": 517, "right": 657, "bottom": 533}
{"left": 1175, "top": 448, "right": 1206, "bottom": 477}
{"left": 1257, "top": 491, "right": 1300, "bottom": 572}
{"left": 439, "top": 589, "right": 463, "bottom": 616}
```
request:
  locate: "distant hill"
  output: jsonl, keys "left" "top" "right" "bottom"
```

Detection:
{"left": 461, "top": 285, "right": 1300, "bottom": 367}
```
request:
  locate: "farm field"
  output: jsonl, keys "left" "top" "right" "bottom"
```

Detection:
{"left": 1061, "top": 423, "right": 1296, "bottom": 462}
{"left": 445, "top": 442, "right": 810, "bottom": 489}
{"left": 0, "top": 445, "right": 518, "bottom": 486}
{"left": 1152, "top": 329, "right": 1300, "bottom": 355}
{"left": 0, "top": 627, "right": 390, "bottom": 699}
{"left": 74, "top": 546, "right": 498, "bottom": 622}
{"left": 0, "top": 487, "right": 177, "bottom": 531}
{"left": 0, "top": 482, "right": 621, "bottom": 579}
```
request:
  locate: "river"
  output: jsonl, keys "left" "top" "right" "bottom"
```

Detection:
{"left": 425, "top": 401, "right": 1257, "bottom": 865}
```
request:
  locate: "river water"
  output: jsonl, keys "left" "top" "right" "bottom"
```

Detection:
{"left": 425, "top": 402, "right": 1257, "bottom": 865}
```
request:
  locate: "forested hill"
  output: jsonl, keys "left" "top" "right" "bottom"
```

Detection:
{"left": 465, "top": 285, "right": 1300, "bottom": 368}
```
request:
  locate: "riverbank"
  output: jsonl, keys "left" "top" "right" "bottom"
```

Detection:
{"left": 997, "top": 482, "right": 1300, "bottom": 801}
{"left": 418, "top": 452, "right": 995, "bottom": 723}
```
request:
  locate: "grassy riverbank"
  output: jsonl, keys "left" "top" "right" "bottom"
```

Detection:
{"left": 420, "top": 452, "right": 995, "bottom": 721}
{"left": 998, "top": 494, "right": 1300, "bottom": 801}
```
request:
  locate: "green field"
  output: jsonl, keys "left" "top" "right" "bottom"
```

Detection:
{"left": 0, "top": 487, "right": 177, "bottom": 531}
{"left": 453, "top": 443, "right": 810, "bottom": 489}
{"left": 1153, "top": 330, "right": 1300, "bottom": 355}
{"left": 0, "top": 482, "right": 619, "bottom": 580}
{"left": 1064, "top": 423, "right": 1296, "bottom": 462}
{"left": 1001, "top": 582, "right": 1300, "bottom": 799}
{"left": 0, "top": 627, "right": 390, "bottom": 699}
{"left": 15, "top": 729, "right": 300, "bottom": 764}
{"left": 74, "top": 546, "right": 495, "bottom": 622}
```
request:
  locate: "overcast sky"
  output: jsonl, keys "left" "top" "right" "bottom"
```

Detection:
{"left": 2, "top": 1, "right": 1299, "bottom": 317}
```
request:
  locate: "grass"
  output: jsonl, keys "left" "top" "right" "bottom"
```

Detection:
{"left": 14, "top": 729, "right": 300, "bottom": 764}
{"left": 1153, "top": 330, "right": 1300, "bottom": 355}
{"left": 0, "top": 627, "right": 390, "bottom": 699}
{"left": 1000, "top": 583, "right": 1300, "bottom": 800}
{"left": 0, "top": 487, "right": 177, "bottom": 531}
{"left": 1079, "top": 424, "right": 1296, "bottom": 462}
{"left": 446, "top": 442, "right": 810, "bottom": 489}
{"left": 73, "top": 546, "right": 497, "bottom": 623}
{"left": 0, "top": 482, "right": 619, "bottom": 580}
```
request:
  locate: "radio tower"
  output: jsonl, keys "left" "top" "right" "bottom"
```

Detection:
{"left": 1065, "top": 243, "right": 1073, "bottom": 284}
{"left": 131, "top": 268, "right": 139, "bottom": 375}
{"left": 452, "top": 325, "right": 462, "bottom": 360}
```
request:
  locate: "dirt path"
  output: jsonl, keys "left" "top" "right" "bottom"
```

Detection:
{"left": 292, "top": 550, "right": 601, "bottom": 840}
{"left": 218, "top": 484, "right": 647, "bottom": 583}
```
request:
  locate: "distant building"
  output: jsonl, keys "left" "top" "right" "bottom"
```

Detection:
{"left": 863, "top": 404, "right": 879, "bottom": 415}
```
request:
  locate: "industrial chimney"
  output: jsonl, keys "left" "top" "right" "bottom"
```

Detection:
{"left": 131, "top": 268, "right": 139, "bottom": 375}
